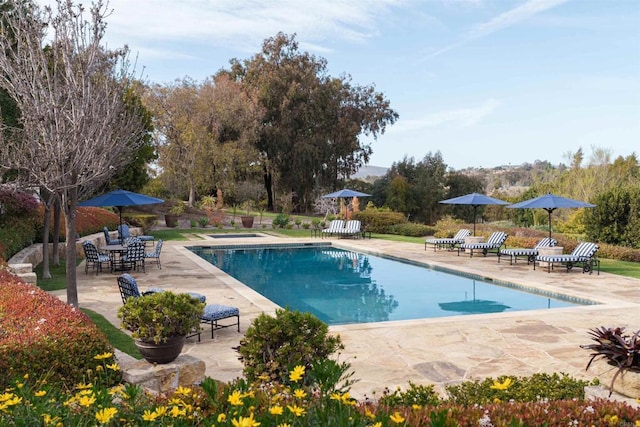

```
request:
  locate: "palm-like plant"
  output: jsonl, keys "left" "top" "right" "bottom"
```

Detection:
{"left": 582, "top": 326, "right": 640, "bottom": 396}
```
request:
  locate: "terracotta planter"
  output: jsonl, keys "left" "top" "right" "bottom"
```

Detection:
{"left": 134, "top": 336, "right": 186, "bottom": 364}
{"left": 164, "top": 214, "right": 179, "bottom": 228}
{"left": 241, "top": 216, "right": 254, "bottom": 228}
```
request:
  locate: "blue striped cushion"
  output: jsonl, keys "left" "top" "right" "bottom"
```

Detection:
{"left": 461, "top": 232, "right": 507, "bottom": 249}
{"left": 201, "top": 304, "right": 239, "bottom": 321}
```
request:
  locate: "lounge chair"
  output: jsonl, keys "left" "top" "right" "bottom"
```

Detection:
{"left": 458, "top": 231, "right": 508, "bottom": 257}
{"left": 425, "top": 229, "right": 472, "bottom": 251}
{"left": 145, "top": 239, "right": 163, "bottom": 269}
{"left": 321, "top": 219, "right": 345, "bottom": 238}
{"left": 337, "top": 220, "right": 362, "bottom": 238}
{"left": 534, "top": 241, "right": 600, "bottom": 274}
{"left": 117, "top": 274, "right": 239, "bottom": 341}
{"left": 119, "top": 224, "right": 155, "bottom": 246}
{"left": 82, "top": 241, "right": 111, "bottom": 274}
{"left": 497, "top": 237, "right": 558, "bottom": 265}
{"left": 103, "top": 226, "right": 121, "bottom": 245}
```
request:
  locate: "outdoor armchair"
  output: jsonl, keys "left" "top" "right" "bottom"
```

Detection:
{"left": 103, "top": 226, "right": 122, "bottom": 245}
{"left": 82, "top": 241, "right": 111, "bottom": 275}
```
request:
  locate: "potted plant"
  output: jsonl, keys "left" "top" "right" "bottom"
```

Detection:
{"left": 117, "top": 291, "right": 204, "bottom": 364}
{"left": 241, "top": 199, "right": 254, "bottom": 228}
{"left": 165, "top": 202, "right": 185, "bottom": 228}
{"left": 582, "top": 326, "right": 640, "bottom": 397}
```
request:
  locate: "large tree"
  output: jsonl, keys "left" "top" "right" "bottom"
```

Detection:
{"left": 0, "top": 0, "right": 148, "bottom": 306}
{"left": 228, "top": 33, "right": 398, "bottom": 212}
{"left": 145, "top": 74, "right": 262, "bottom": 205}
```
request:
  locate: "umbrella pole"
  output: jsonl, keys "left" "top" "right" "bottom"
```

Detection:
{"left": 118, "top": 206, "right": 124, "bottom": 240}
{"left": 473, "top": 205, "right": 478, "bottom": 236}
{"left": 547, "top": 209, "right": 552, "bottom": 239}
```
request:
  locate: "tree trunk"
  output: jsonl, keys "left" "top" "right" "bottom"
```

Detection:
{"left": 62, "top": 187, "right": 79, "bottom": 307}
{"left": 40, "top": 188, "right": 53, "bottom": 279}
{"left": 188, "top": 180, "right": 196, "bottom": 207}
{"left": 41, "top": 203, "right": 51, "bottom": 279}
{"left": 52, "top": 195, "right": 61, "bottom": 266}
{"left": 263, "top": 165, "right": 273, "bottom": 211}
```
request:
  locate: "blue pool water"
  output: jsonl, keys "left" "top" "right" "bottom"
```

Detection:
{"left": 188, "top": 244, "right": 590, "bottom": 326}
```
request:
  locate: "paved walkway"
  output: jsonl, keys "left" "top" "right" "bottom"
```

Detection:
{"left": 70, "top": 233, "right": 640, "bottom": 402}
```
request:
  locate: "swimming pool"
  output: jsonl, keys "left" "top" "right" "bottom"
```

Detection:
{"left": 188, "top": 244, "right": 592, "bottom": 325}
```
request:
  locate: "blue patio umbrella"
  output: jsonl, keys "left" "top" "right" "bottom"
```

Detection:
{"left": 79, "top": 189, "right": 164, "bottom": 236}
{"left": 506, "top": 193, "right": 595, "bottom": 239}
{"left": 321, "top": 189, "right": 371, "bottom": 199}
{"left": 439, "top": 193, "right": 509, "bottom": 235}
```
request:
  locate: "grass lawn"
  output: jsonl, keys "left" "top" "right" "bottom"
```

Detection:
{"left": 82, "top": 308, "right": 142, "bottom": 359}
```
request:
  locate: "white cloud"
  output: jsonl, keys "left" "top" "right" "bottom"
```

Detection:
{"left": 395, "top": 98, "right": 502, "bottom": 132}
{"left": 423, "top": 0, "right": 571, "bottom": 60}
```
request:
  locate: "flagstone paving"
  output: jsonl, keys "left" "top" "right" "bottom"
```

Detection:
{"left": 68, "top": 233, "right": 640, "bottom": 404}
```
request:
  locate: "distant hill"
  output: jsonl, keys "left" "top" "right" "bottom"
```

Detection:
{"left": 353, "top": 165, "right": 388, "bottom": 179}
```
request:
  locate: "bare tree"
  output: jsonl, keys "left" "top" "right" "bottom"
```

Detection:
{"left": 0, "top": 0, "right": 148, "bottom": 306}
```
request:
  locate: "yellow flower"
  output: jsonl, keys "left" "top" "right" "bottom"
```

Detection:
{"left": 34, "top": 390, "right": 47, "bottom": 397}
{"left": 493, "top": 397, "right": 501, "bottom": 404}
{"left": 106, "top": 363, "right": 120, "bottom": 371}
{"left": 23, "top": 374, "right": 29, "bottom": 379}
{"left": 142, "top": 410, "right": 159, "bottom": 421}
{"left": 269, "top": 405, "right": 284, "bottom": 415}
{"left": 0, "top": 392, "right": 15, "bottom": 402}
{"left": 41, "top": 413, "right": 61, "bottom": 425}
{"left": 75, "top": 383, "right": 93, "bottom": 390}
{"left": 389, "top": 411, "right": 405, "bottom": 424}
{"left": 635, "top": 420, "right": 640, "bottom": 427}
{"left": 78, "top": 394, "right": 96, "bottom": 407}
{"left": 289, "top": 365, "right": 305, "bottom": 383}
{"left": 16, "top": 382, "right": 23, "bottom": 389}
{"left": 95, "top": 407, "right": 117, "bottom": 424}
{"left": 341, "top": 393, "right": 356, "bottom": 406}
{"left": 94, "top": 352, "right": 113, "bottom": 360}
{"left": 174, "top": 386, "right": 192, "bottom": 396}
{"left": 231, "top": 412, "right": 261, "bottom": 427}
{"left": 293, "top": 388, "right": 307, "bottom": 399}
{"left": 155, "top": 406, "right": 168, "bottom": 417}
{"left": 277, "top": 424, "right": 291, "bottom": 427}
{"left": 607, "top": 415, "right": 619, "bottom": 425}
{"left": 371, "top": 423, "right": 383, "bottom": 427}
{"left": 287, "top": 404, "right": 305, "bottom": 417}
{"left": 217, "top": 413, "right": 227, "bottom": 422}
{"left": 365, "top": 408, "right": 376, "bottom": 419}
{"left": 490, "top": 377, "right": 513, "bottom": 390}
{"left": 169, "top": 406, "right": 186, "bottom": 417}
{"left": 108, "top": 384, "right": 125, "bottom": 396}
{"left": 330, "top": 392, "right": 342, "bottom": 401}
{"left": 228, "top": 390, "right": 244, "bottom": 406}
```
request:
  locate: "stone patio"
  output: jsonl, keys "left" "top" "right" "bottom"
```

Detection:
{"left": 61, "top": 233, "right": 640, "bottom": 405}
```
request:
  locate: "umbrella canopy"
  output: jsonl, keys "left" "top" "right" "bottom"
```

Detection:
{"left": 439, "top": 193, "right": 509, "bottom": 235}
{"left": 79, "top": 189, "right": 164, "bottom": 235}
{"left": 438, "top": 299, "right": 511, "bottom": 315}
{"left": 321, "top": 189, "right": 371, "bottom": 199}
{"left": 506, "top": 193, "right": 595, "bottom": 239}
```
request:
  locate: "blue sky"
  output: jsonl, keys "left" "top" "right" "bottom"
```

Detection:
{"left": 42, "top": 0, "right": 639, "bottom": 170}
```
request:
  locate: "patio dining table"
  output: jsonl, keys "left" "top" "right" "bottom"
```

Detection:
{"left": 104, "top": 244, "right": 128, "bottom": 272}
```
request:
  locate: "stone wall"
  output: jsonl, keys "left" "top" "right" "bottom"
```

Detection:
{"left": 7, "top": 227, "right": 145, "bottom": 284}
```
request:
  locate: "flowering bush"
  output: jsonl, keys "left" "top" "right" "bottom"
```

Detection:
{"left": 1, "top": 364, "right": 639, "bottom": 426}
{"left": 0, "top": 189, "right": 40, "bottom": 260}
{"left": 0, "top": 271, "right": 119, "bottom": 389}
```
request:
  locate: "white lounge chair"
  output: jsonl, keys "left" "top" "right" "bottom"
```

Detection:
{"left": 534, "top": 241, "right": 599, "bottom": 274}
{"left": 458, "top": 231, "right": 508, "bottom": 257}
{"left": 321, "top": 219, "right": 345, "bottom": 238}
{"left": 337, "top": 220, "right": 362, "bottom": 238}
{"left": 498, "top": 237, "right": 557, "bottom": 265}
{"left": 425, "top": 229, "right": 471, "bottom": 251}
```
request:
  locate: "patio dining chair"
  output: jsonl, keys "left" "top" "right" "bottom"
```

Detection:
{"left": 82, "top": 241, "right": 111, "bottom": 275}
{"left": 145, "top": 239, "right": 163, "bottom": 269}
{"left": 122, "top": 238, "right": 146, "bottom": 273}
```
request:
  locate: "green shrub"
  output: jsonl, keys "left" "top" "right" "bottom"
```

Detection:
{"left": 0, "top": 189, "right": 40, "bottom": 260}
{"left": 431, "top": 215, "right": 466, "bottom": 238}
{"left": 387, "top": 222, "right": 436, "bottom": 237}
{"left": 272, "top": 213, "right": 290, "bottom": 228}
{"left": 353, "top": 208, "right": 406, "bottom": 233}
{"left": 236, "top": 308, "right": 344, "bottom": 383}
{"left": 0, "top": 271, "right": 119, "bottom": 389}
{"left": 377, "top": 381, "right": 441, "bottom": 407}
{"left": 123, "top": 213, "right": 157, "bottom": 232}
{"left": 445, "top": 372, "right": 594, "bottom": 405}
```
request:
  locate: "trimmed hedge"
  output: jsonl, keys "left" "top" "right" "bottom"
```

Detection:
{"left": 0, "top": 270, "right": 118, "bottom": 389}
